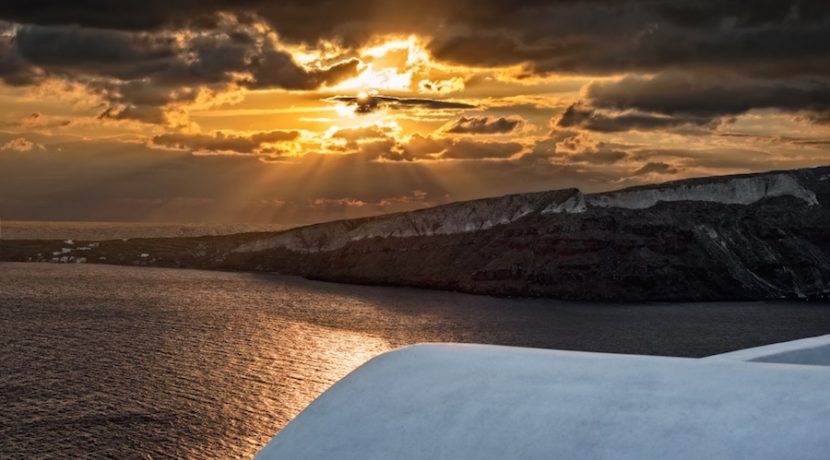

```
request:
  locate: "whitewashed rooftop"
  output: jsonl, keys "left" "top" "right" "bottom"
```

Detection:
{"left": 705, "top": 334, "right": 830, "bottom": 366}
{"left": 257, "top": 337, "right": 830, "bottom": 460}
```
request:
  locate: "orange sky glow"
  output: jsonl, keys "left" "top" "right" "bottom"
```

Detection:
{"left": 1, "top": 2, "right": 829, "bottom": 223}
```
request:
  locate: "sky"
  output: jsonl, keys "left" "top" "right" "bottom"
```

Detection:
{"left": 1, "top": 1, "right": 829, "bottom": 224}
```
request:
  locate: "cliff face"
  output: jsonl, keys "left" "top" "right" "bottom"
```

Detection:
{"left": 234, "top": 188, "right": 583, "bottom": 253}
{"left": 4, "top": 166, "right": 830, "bottom": 301}
{"left": 223, "top": 166, "right": 830, "bottom": 300}
{"left": 584, "top": 172, "right": 819, "bottom": 209}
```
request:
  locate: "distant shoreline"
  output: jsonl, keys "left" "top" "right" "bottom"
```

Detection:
{"left": 0, "top": 220, "right": 295, "bottom": 240}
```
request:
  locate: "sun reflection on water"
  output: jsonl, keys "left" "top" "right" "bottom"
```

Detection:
{"left": 243, "top": 321, "right": 390, "bottom": 454}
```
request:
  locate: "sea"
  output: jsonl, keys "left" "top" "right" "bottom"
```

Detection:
{"left": 0, "top": 220, "right": 294, "bottom": 241}
{"left": 2, "top": 261, "right": 830, "bottom": 458}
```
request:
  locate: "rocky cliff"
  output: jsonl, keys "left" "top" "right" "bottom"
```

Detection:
{"left": 222, "top": 166, "right": 830, "bottom": 300}
{"left": 5, "top": 166, "right": 830, "bottom": 301}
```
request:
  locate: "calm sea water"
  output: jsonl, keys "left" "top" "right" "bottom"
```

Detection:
{"left": 2, "top": 262, "right": 830, "bottom": 459}
{"left": 0, "top": 221, "right": 292, "bottom": 240}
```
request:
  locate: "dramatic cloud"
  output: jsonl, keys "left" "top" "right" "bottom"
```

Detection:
{"left": 329, "top": 94, "right": 476, "bottom": 114}
{"left": 326, "top": 125, "right": 400, "bottom": 151}
{"left": 14, "top": 25, "right": 178, "bottom": 79}
{"left": 1, "top": 1, "right": 829, "bottom": 78}
{"left": 354, "top": 134, "right": 523, "bottom": 161}
{"left": 0, "top": 30, "right": 39, "bottom": 85}
{"left": 566, "top": 147, "right": 628, "bottom": 165}
{"left": 559, "top": 72, "right": 830, "bottom": 131}
{"left": 406, "top": 136, "right": 523, "bottom": 161}
{"left": 541, "top": 131, "right": 631, "bottom": 164}
{"left": 440, "top": 139, "right": 523, "bottom": 160}
{"left": 3, "top": 2, "right": 830, "bottom": 128}
{"left": 0, "top": 21, "right": 361, "bottom": 124}
{"left": 429, "top": 33, "right": 561, "bottom": 68}
{"left": 330, "top": 125, "right": 397, "bottom": 142}
{"left": 557, "top": 103, "right": 718, "bottom": 133}
{"left": 444, "top": 116, "right": 522, "bottom": 134}
{"left": 586, "top": 73, "right": 830, "bottom": 118}
{"left": 418, "top": 77, "right": 465, "bottom": 94}
{"left": 2, "top": 1, "right": 830, "bottom": 225}
{"left": 247, "top": 55, "right": 360, "bottom": 90}
{"left": 427, "top": 1, "right": 830, "bottom": 78}
{"left": 634, "top": 162, "right": 681, "bottom": 176}
{"left": 151, "top": 130, "right": 299, "bottom": 155}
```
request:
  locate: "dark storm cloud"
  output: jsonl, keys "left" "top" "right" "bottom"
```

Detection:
{"left": 586, "top": 73, "right": 830, "bottom": 118}
{"left": 557, "top": 103, "right": 718, "bottom": 133}
{"left": 429, "top": 33, "right": 566, "bottom": 68}
{"left": 151, "top": 130, "right": 299, "bottom": 154}
{"left": 0, "top": 1, "right": 425, "bottom": 44}
{"left": 329, "top": 95, "right": 476, "bottom": 114}
{"left": 4, "top": 25, "right": 188, "bottom": 87}
{"left": 0, "top": 1, "right": 231, "bottom": 31}
{"left": 0, "top": 22, "right": 361, "bottom": 123}
{"left": 5, "top": 1, "right": 828, "bottom": 77}
{"left": 2, "top": 1, "right": 830, "bottom": 130}
{"left": 0, "top": 31, "right": 39, "bottom": 85}
{"left": 428, "top": 1, "right": 830, "bottom": 78}
{"left": 247, "top": 55, "right": 360, "bottom": 90}
{"left": 559, "top": 72, "right": 830, "bottom": 131}
{"left": 445, "top": 116, "right": 522, "bottom": 134}
{"left": 14, "top": 25, "right": 178, "bottom": 76}
{"left": 9, "top": 23, "right": 358, "bottom": 89}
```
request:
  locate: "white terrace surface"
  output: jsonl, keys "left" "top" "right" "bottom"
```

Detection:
{"left": 706, "top": 334, "right": 830, "bottom": 366}
{"left": 256, "top": 339, "right": 830, "bottom": 460}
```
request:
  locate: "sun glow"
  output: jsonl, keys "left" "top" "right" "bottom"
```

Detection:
{"left": 362, "top": 36, "right": 429, "bottom": 66}
{"left": 333, "top": 63, "right": 414, "bottom": 92}
{"left": 334, "top": 103, "right": 358, "bottom": 118}
{"left": 329, "top": 35, "right": 431, "bottom": 92}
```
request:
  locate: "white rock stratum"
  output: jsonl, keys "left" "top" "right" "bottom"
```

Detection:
{"left": 235, "top": 170, "right": 818, "bottom": 254}
{"left": 587, "top": 172, "right": 818, "bottom": 210}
